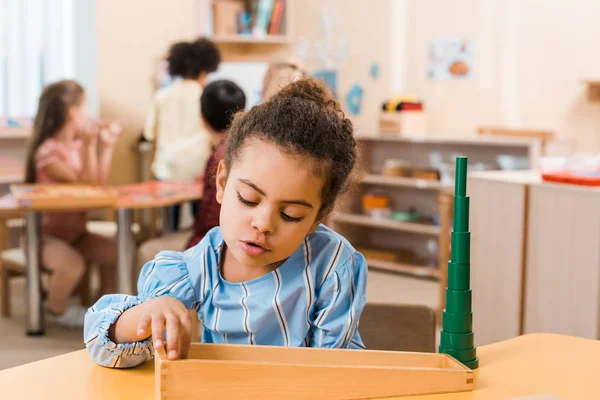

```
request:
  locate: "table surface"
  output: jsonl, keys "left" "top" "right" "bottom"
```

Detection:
{"left": 0, "top": 180, "right": 203, "bottom": 215}
{"left": 0, "top": 333, "right": 596, "bottom": 399}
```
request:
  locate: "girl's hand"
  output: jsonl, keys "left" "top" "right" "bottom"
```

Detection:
{"left": 136, "top": 296, "right": 193, "bottom": 360}
{"left": 99, "top": 120, "right": 123, "bottom": 148}
{"left": 80, "top": 119, "right": 100, "bottom": 146}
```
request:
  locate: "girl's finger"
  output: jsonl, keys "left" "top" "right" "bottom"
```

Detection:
{"left": 152, "top": 314, "right": 166, "bottom": 349}
{"left": 166, "top": 315, "right": 180, "bottom": 360}
{"left": 137, "top": 313, "right": 152, "bottom": 338}
{"left": 179, "top": 312, "right": 193, "bottom": 359}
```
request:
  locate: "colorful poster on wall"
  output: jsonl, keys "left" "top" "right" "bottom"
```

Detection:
{"left": 427, "top": 39, "right": 474, "bottom": 81}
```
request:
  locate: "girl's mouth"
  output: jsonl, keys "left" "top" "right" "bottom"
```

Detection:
{"left": 240, "top": 241, "right": 268, "bottom": 257}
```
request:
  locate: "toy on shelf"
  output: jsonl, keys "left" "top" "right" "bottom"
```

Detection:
{"left": 540, "top": 155, "right": 600, "bottom": 187}
{"left": 155, "top": 341, "right": 473, "bottom": 399}
{"left": 379, "top": 94, "right": 427, "bottom": 136}
{"left": 362, "top": 192, "right": 390, "bottom": 219}
{"left": 439, "top": 157, "right": 479, "bottom": 370}
{"left": 381, "top": 159, "right": 412, "bottom": 177}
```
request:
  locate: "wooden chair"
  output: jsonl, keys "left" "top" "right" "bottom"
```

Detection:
{"left": 358, "top": 303, "right": 437, "bottom": 353}
{"left": 0, "top": 217, "right": 139, "bottom": 317}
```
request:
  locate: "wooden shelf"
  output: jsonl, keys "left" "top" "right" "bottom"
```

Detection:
{"left": 361, "top": 174, "right": 450, "bottom": 191}
{"left": 366, "top": 258, "right": 439, "bottom": 279}
{"left": 355, "top": 134, "right": 539, "bottom": 147}
{"left": 0, "top": 127, "right": 30, "bottom": 139}
{"left": 333, "top": 213, "right": 440, "bottom": 237}
{"left": 211, "top": 35, "right": 292, "bottom": 44}
{"left": 0, "top": 175, "right": 22, "bottom": 185}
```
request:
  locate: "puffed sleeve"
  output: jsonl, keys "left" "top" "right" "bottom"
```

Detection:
{"left": 84, "top": 251, "right": 198, "bottom": 368}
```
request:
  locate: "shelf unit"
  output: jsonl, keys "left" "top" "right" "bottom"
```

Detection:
{"left": 196, "top": 0, "right": 294, "bottom": 62}
{"left": 333, "top": 212, "right": 440, "bottom": 236}
{"left": 0, "top": 127, "right": 30, "bottom": 140}
{"left": 211, "top": 34, "right": 292, "bottom": 45}
{"left": 333, "top": 134, "right": 543, "bottom": 317}
{"left": 0, "top": 131, "right": 28, "bottom": 193}
{"left": 361, "top": 174, "right": 450, "bottom": 191}
{"left": 365, "top": 258, "right": 440, "bottom": 280}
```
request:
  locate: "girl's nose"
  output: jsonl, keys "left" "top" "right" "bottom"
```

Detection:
{"left": 251, "top": 208, "right": 275, "bottom": 235}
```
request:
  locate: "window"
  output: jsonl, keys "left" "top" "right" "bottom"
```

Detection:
{"left": 0, "top": 0, "right": 97, "bottom": 124}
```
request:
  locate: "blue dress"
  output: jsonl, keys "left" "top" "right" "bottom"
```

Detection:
{"left": 84, "top": 225, "right": 368, "bottom": 368}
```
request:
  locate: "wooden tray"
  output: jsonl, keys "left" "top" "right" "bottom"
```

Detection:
{"left": 155, "top": 343, "right": 473, "bottom": 399}
{"left": 10, "top": 184, "right": 119, "bottom": 210}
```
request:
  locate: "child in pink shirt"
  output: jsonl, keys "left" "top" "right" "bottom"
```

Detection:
{"left": 24, "top": 80, "right": 122, "bottom": 328}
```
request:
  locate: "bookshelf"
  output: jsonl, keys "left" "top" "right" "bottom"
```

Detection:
{"left": 197, "top": 0, "right": 294, "bottom": 60}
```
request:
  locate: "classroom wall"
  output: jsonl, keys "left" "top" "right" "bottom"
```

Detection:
{"left": 96, "top": 0, "right": 198, "bottom": 185}
{"left": 289, "top": 0, "right": 393, "bottom": 134}
{"left": 403, "top": 0, "right": 600, "bottom": 152}
{"left": 98, "top": 0, "right": 393, "bottom": 184}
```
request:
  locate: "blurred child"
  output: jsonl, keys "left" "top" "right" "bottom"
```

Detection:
{"left": 262, "top": 56, "right": 307, "bottom": 101}
{"left": 136, "top": 80, "right": 247, "bottom": 270}
{"left": 144, "top": 38, "right": 221, "bottom": 231}
{"left": 24, "top": 80, "right": 121, "bottom": 328}
{"left": 85, "top": 78, "right": 367, "bottom": 368}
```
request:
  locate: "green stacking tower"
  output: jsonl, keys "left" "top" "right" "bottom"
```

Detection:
{"left": 439, "top": 156, "right": 479, "bottom": 370}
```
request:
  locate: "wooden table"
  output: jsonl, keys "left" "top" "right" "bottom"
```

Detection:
{"left": 0, "top": 180, "right": 202, "bottom": 336}
{"left": 0, "top": 333, "right": 596, "bottom": 399}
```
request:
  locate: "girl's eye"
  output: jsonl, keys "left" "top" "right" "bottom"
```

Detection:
{"left": 281, "top": 212, "right": 304, "bottom": 223}
{"left": 237, "top": 193, "right": 257, "bottom": 206}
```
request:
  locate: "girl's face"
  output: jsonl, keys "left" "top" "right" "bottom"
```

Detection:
{"left": 68, "top": 95, "right": 89, "bottom": 132}
{"left": 216, "top": 139, "right": 325, "bottom": 270}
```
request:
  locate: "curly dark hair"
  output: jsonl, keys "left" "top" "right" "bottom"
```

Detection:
{"left": 167, "top": 37, "right": 220, "bottom": 79}
{"left": 224, "top": 78, "right": 357, "bottom": 218}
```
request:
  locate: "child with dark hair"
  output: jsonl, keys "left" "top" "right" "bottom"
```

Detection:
{"left": 136, "top": 80, "right": 246, "bottom": 267}
{"left": 144, "top": 37, "right": 221, "bottom": 230}
{"left": 85, "top": 78, "right": 367, "bottom": 368}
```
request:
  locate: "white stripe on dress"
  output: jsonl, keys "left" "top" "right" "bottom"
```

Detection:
{"left": 240, "top": 283, "right": 254, "bottom": 344}
{"left": 314, "top": 272, "right": 341, "bottom": 335}
{"left": 342, "top": 266, "right": 357, "bottom": 347}
{"left": 302, "top": 238, "right": 313, "bottom": 346}
{"left": 272, "top": 270, "right": 290, "bottom": 346}
{"left": 202, "top": 248, "right": 209, "bottom": 304}
{"left": 322, "top": 242, "right": 343, "bottom": 285}
{"left": 211, "top": 281, "right": 226, "bottom": 343}
{"left": 153, "top": 275, "right": 188, "bottom": 298}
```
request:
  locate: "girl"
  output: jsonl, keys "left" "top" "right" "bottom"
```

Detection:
{"left": 85, "top": 78, "right": 367, "bottom": 368}
{"left": 262, "top": 56, "right": 307, "bottom": 102}
{"left": 25, "top": 80, "right": 121, "bottom": 329}
{"left": 144, "top": 38, "right": 221, "bottom": 231}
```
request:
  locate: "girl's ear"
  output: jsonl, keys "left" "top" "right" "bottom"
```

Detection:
{"left": 215, "top": 160, "right": 228, "bottom": 204}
